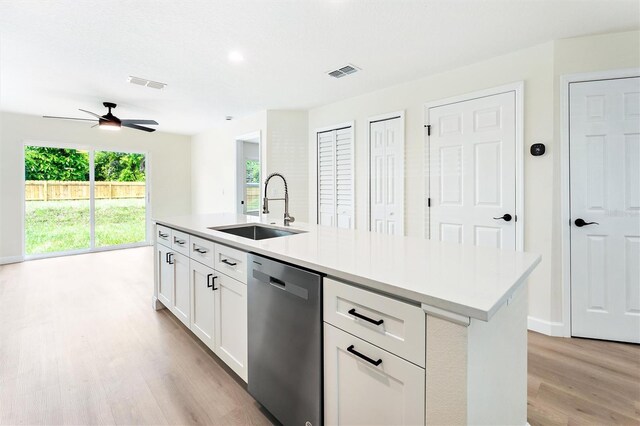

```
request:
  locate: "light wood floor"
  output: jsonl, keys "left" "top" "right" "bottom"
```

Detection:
{"left": 528, "top": 330, "right": 640, "bottom": 425}
{"left": 1, "top": 247, "right": 638, "bottom": 425}
{"left": 0, "top": 247, "right": 274, "bottom": 425}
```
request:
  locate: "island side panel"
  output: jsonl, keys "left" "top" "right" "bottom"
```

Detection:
{"left": 425, "top": 315, "right": 468, "bottom": 425}
{"left": 467, "top": 283, "right": 528, "bottom": 425}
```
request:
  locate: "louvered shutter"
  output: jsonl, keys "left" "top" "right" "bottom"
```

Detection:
{"left": 317, "top": 126, "right": 354, "bottom": 229}
{"left": 335, "top": 127, "right": 354, "bottom": 229}
{"left": 318, "top": 130, "right": 336, "bottom": 226}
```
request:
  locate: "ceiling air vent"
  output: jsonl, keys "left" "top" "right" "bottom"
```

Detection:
{"left": 128, "top": 76, "right": 167, "bottom": 90}
{"left": 327, "top": 64, "right": 360, "bottom": 79}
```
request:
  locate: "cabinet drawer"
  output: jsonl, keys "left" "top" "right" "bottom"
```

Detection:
{"left": 214, "top": 243, "right": 247, "bottom": 284}
{"left": 156, "top": 224, "right": 172, "bottom": 247}
{"left": 324, "top": 323, "right": 425, "bottom": 426}
{"left": 324, "top": 278, "right": 425, "bottom": 367}
{"left": 190, "top": 235, "right": 215, "bottom": 267}
{"left": 171, "top": 229, "right": 190, "bottom": 256}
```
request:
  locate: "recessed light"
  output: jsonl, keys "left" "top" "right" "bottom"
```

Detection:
{"left": 228, "top": 51, "right": 244, "bottom": 63}
{"left": 225, "top": 116, "right": 233, "bottom": 121}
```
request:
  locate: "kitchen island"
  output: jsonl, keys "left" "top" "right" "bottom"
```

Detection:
{"left": 153, "top": 213, "right": 541, "bottom": 425}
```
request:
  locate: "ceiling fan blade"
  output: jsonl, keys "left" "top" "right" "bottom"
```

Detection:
{"left": 121, "top": 119, "right": 158, "bottom": 125}
{"left": 79, "top": 108, "right": 106, "bottom": 120}
{"left": 122, "top": 122, "right": 156, "bottom": 132}
{"left": 43, "top": 115, "right": 98, "bottom": 122}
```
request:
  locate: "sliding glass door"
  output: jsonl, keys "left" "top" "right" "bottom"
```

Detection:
{"left": 24, "top": 144, "right": 148, "bottom": 257}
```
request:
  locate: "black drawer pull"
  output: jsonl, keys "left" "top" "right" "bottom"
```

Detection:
{"left": 221, "top": 259, "right": 237, "bottom": 267}
{"left": 347, "top": 345, "right": 382, "bottom": 366}
{"left": 167, "top": 253, "right": 174, "bottom": 265}
{"left": 194, "top": 247, "right": 208, "bottom": 254}
{"left": 174, "top": 238, "right": 186, "bottom": 245}
{"left": 158, "top": 232, "right": 169, "bottom": 238}
{"left": 348, "top": 308, "right": 384, "bottom": 325}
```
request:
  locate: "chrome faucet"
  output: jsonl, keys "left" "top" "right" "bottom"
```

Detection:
{"left": 263, "top": 172, "right": 295, "bottom": 226}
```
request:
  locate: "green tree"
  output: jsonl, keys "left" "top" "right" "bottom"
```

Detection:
{"left": 24, "top": 146, "right": 89, "bottom": 181}
{"left": 94, "top": 152, "right": 146, "bottom": 182}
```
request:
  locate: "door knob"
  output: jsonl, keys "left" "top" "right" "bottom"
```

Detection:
{"left": 493, "top": 214, "right": 512, "bottom": 222}
{"left": 574, "top": 218, "right": 599, "bottom": 227}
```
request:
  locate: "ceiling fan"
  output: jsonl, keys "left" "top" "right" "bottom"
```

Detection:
{"left": 43, "top": 102, "right": 158, "bottom": 132}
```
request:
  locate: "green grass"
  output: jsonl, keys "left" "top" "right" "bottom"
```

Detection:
{"left": 25, "top": 199, "right": 146, "bottom": 255}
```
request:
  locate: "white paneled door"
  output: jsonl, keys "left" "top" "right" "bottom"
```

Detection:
{"left": 317, "top": 126, "right": 354, "bottom": 229}
{"left": 428, "top": 91, "right": 516, "bottom": 250}
{"left": 570, "top": 77, "right": 640, "bottom": 344}
{"left": 370, "top": 116, "right": 405, "bottom": 236}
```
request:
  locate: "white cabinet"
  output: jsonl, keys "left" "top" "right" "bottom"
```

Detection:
{"left": 154, "top": 224, "right": 248, "bottom": 382}
{"left": 171, "top": 252, "right": 190, "bottom": 327}
{"left": 156, "top": 244, "right": 174, "bottom": 308}
{"left": 190, "top": 259, "right": 216, "bottom": 351}
{"left": 324, "top": 323, "right": 425, "bottom": 426}
{"left": 214, "top": 273, "right": 248, "bottom": 381}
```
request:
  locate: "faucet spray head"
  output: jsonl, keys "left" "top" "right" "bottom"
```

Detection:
{"left": 262, "top": 197, "right": 269, "bottom": 214}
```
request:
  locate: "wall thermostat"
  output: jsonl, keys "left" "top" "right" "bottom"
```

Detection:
{"left": 530, "top": 143, "right": 545, "bottom": 156}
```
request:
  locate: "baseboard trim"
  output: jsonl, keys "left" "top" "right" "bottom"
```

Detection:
{"left": 528, "top": 316, "right": 566, "bottom": 337}
{"left": 0, "top": 255, "right": 24, "bottom": 265}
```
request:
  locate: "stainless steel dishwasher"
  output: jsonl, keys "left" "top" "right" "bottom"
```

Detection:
{"left": 247, "top": 253, "right": 322, "bottom": 426}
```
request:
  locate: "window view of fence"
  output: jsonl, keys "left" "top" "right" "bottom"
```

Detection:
{"left": 245, "top": 159, "right": 260, "bottom": 214}
{"left": 24, "top": 146, "right": 147, "bottom": 255}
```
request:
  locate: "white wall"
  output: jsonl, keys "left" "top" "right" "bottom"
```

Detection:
{"left": 265, "top": 110, "right": 309, "bottom": 223}
{"left": 191, "top": 111, "right": 267, "bottom": 215}
{"left": 190, "top": 110, "right": 308, "bottom": 224}
{"left": 0, "top": 111, "right": 191, "bottom": 262}
{"left": 307, "top": 30, "right": 640, "bottom": 330}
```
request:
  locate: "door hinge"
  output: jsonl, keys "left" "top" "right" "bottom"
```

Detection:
{"left": 515, "top": 214, "right": 517, "bottom": 222}
{"left": 427, "top": 197, "right": 431, "bottom": 207}
{"left": 424, "top": 124, "right": 431, "bottom": 136}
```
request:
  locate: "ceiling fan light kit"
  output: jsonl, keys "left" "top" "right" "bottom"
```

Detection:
{"left": 43, "top": 102, "right": 158, "bottom": 133}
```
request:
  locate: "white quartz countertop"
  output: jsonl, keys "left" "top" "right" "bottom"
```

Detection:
{"left": 155, "top": 213, "right": 541, "bottom": 322}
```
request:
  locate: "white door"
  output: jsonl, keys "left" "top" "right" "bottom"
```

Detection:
{"left": 570, "top": 76, "right": 640, "bottom": 343}
{"left": 157, "top": 245, "right": 174, "bottom": 308}
{"left": 171, "top": 252, "right": 191, "bottom": 327}
{"left": 324, "top": 324, "right": 425, "bottom": 426}
{"left": 214, "top": 273, "right": 248, "bottom": 382}
{"left": 318, "top": 126, "right": 354, "bottom": 229}
{"left": 190, "top": 260, "right": 216, "bottom": 350}
{"left": 370, "top": 117, "right": 405, "bottom": 235}
{"left": 428, "top": 91, "right": 517, "bottom": 249}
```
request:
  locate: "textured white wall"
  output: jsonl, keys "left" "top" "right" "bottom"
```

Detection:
{"left": 0, "top": 111, "right": 191, "bottom": 261}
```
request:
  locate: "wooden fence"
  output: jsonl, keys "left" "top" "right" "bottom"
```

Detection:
{"left": 25, "top": 181, "right": 146, "bottom": 201}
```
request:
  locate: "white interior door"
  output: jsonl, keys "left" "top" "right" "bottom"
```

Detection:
{"left": 370, "top": 116, "right": 405, "bottom": 235}
{"left": 570, "top": 76, "right": 640, "bottom": 344}
{"left": 317, "top": 126, "right": 354, "bottom": 229}
{"left": 428, "top": 91, "right": 516, "bottom": 249}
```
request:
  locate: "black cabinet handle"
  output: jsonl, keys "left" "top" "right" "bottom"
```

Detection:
{"left": 493, "top": 214, "right": 512, "bottom": 222}
{"left": 347, "top": 345, "right": 382, "bottom": 366}
{"left": 206, "top": 274, "right": 218, "bottom": 290}
{"left": 158, "top": 232, "right": 169, "bottom": 238}
{"left": 194, "top": 247, "right": 208, "bottom": 254}
{"left": 348, "top": 308, "right": 384, "bottom": 326}
{"left": 574, "top": 218, "right": 599, "bottom": 227}
{"left": 221, "top": 259, "right": 237, "bottom": 267}
{"left": 167, "top": 253, "right": 174, "bottom": 265}
{"left": 174, "top": 238, "right": 186, "bottom": 245}
{"left": 165, "top": 252, "right": 169, "bottom": 264}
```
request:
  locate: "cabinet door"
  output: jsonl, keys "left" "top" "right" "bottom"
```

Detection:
{"left": 190, "top": 260, "right": 216, "bottom": 350}
{"left": 171, "top": 252, "right": 190, "bottom": 328}
{"left": 157, "top": 245, "right": 174, "bottom": 308}
{"left": 214, "top": 273, "right": 248, "bottom": 382}
{"left": 324, "top": 323, "right": 425, "bottom": 426}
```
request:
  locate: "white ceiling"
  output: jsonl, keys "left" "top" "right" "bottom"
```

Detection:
{"left": 0, "top": 0, "right": 638, "bottom": 135}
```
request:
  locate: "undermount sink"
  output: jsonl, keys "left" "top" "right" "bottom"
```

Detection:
{"left": 209, "top": 224, "right": 306, "bottom": 240}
